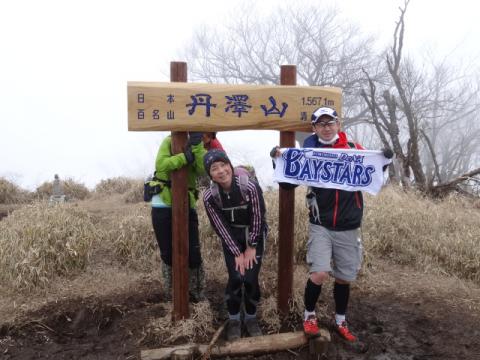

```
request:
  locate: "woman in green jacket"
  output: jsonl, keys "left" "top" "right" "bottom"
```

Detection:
{"left": 151, "top": 132, "right": 206, "bottom": 302}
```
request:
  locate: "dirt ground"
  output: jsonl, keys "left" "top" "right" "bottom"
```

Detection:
{"left": 1, "top": 257, "right": 479, "bottom": 360}
{"left": 1, "top": 198, "right": 479, "bottom": 360}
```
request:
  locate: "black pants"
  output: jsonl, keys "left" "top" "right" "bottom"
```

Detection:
{"left": 223, "top": 234, "right": 264, "bottom": 315}
{"left": 151, "top": 207, "right": 202, "bottom": 268}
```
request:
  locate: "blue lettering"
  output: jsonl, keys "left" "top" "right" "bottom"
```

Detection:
{"left": 338, "top": 164, "right": 352, "bottom": 184}
{"left": 352, "top": 164, "right": 364, "bottom": 185}
{"left": 331, "top": 162, "right": 343, "bottom": 182}
{"left": 361, "top": 165, "right": 375, "bottom": 185}
{"left": 283, "top": 149, "right": 303, "bottom": 177}
{"left": 298, "top": 160, "right": 312, "bottom": 180}
{"left": 353, "top": 155, "right": 364, "bottom": 164}
{"left": 311, "top": 159, "right": 324, "bottom": 180}
{"left": 320, "top": 161, "right": 333, "bottom": 182}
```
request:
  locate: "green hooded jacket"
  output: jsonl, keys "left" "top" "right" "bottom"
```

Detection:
{"left": 154, "top": 135, "right": 206, "bottom": 208}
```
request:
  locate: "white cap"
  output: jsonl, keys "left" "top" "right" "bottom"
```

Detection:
{"left": 311, "top": 107, "right": 338, "bottom": 124}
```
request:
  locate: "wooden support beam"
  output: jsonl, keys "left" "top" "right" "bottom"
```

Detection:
{"left": 277, "top": 65, "right": 297, "bottom": 315}
{"left": 141, "top": 330, "right": 330, "bottom": 360}
{"left": 170, "top": 61, "right": 189, "bottom": 321}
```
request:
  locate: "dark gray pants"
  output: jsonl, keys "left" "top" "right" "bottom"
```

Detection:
{"left": 151, "top": 207, "right": 202, "bottom": 268}
{"left": 223, "top": 237, "right": 264, "bottom": 316}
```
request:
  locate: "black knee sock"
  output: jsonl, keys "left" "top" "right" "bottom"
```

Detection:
{"left": 333, "top": 282, "right": 350, "bottom": 315}
{"left": 304, "top": 279, "right": 322, "bottom": 312}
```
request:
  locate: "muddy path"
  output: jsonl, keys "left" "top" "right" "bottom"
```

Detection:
{"left": 1, "top": 276, "right": 479, "bottom": 360}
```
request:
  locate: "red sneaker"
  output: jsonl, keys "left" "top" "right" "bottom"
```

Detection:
{"left": 303, "top": 315, "right": 321, "bottom": 337}
{"left": 334, "top": 321, "right": 357, "bottom": 342}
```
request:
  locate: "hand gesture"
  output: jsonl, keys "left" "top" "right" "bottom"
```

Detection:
{"left": 188, "top": 132, "right": 203, "bottom": 146}
{"left": 382, "top": 148, "right": 394, "bottom": 159}
{"left": 235, "top": 253, "right": 246, "bottom": 276}
{"left": 270, "top": 146, "right": 281, "bottom": 158}
{"left": 184, "top": 145, "right": 194, "bottom": 164}
{"left": 243, "top": 245, "right": 258, "bottom": 270}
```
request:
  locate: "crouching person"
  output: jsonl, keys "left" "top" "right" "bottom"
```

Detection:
{"left": 202, "top": 149, "right": 267, "bottom": 341}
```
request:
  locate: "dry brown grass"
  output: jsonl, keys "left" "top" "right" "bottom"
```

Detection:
{"left": 0, "top": 177, "right": 32, "bottom": 204}
{"left": 122, "top": 179, "right": 144, "bottom": 203}
{"left": 35, "top": 178, "right": 90, "bottom": 200}
{"left": 363, "top": 185, "right": 480, "bottom": 283}
{"left": 93, "top": 177, "right": 140, "bottom": 198}
{"left": 0, "top": 202, "right": 96, "bottom": 290}
{"left": 261, "top": 185, "right": 480, "bottom": 285}
{"left": 1, "top": 181, "right": 478, "bottom": 324}
{"left": 144, "top": 300, "right": 213, "bottom": 343}
{"left": 102, "top": 203, "right": 158, "bottom": 270}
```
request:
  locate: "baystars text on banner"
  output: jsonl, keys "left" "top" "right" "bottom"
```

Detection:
{"left": 273, "top": 148, "right": 392, "bottom": 195}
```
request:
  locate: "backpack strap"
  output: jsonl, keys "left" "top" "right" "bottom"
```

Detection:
{"left": 238, "top": 174, "right": 250, "bottom": 203}
{"left": 210, "top": 181, "right": 223, "bottom": 208}
{"left": 209, "top": 174, "right": 251, "bottom": 209}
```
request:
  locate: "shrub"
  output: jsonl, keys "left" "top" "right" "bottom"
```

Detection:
{"left": 105, "top": 204, "right": 157, "bottom": 269}
{"left": 122, "top": 179, "right": 144, "bottom": 203}
{"left": 0, "top": 177, "right": 31, "bottom": 204}
{"left": 363, "top": 186, "right": 480, "bottom": 283}
{"left": 94, "top": 177, "right": 137, "bottom": 197}
{"left": 0, "top": 203, "right": 96, "bottom": 290}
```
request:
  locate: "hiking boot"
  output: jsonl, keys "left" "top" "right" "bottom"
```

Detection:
{"left": 244, "top": 318, "right": 262, "bottom": 337}
{"left": 334, "top": 321, "right": 357, "bottom": 342}
{"left": 334, "top": 321, "right": 368, "bottom": 353}
{"left": 303, "top": 315, "right": 321, "bottom": 338}
{"left": 161, "top": 262, "right": 172, "bottom": 298}
{"left": 189, "top": 265, "right": 206, "bottom": 303}
{"left": 225, "top": 319, "right": 241, "bottom": 341}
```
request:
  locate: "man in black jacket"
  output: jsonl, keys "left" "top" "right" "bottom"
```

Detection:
{"left": 271, "top": 107, "right": 392, "bottom": 351}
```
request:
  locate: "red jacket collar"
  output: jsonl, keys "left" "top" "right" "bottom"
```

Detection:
{"left": 332, "top": 132, "right": 349, "bottom": 148}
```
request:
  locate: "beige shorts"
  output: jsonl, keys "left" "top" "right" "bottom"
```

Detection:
{"left": 306, "top": 224, "right": 363, "bottom": 282}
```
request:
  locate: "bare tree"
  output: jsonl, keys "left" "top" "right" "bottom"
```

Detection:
{"left": 180, "top": 2, "right": 376, "bottom": 128}
{"left": 361, "top": 0, "right": 480, "bottom": 195}
{"left": 180, "top": 0, "right": 480, "bottom": 196}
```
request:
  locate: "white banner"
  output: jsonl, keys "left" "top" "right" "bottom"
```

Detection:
{"left": 273, "top": 148, "right": 392, "bottom": 195}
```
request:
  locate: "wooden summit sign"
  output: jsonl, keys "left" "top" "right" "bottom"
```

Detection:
{"left": 128, "top": 82, "right": 342, "bottom": 132}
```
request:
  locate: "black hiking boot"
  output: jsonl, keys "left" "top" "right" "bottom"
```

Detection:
{"left": 225, "top": 319, "right": 241, "bottom": 341}
{"left": 188, "top": 265, "right": 206, "bottom": 303}
{"left": 244, "top": 318, "right": 262, "bottom": 337}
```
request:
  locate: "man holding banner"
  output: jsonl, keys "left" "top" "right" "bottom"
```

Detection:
{"left": 271, "top": 107, "right": 392, "bottom": 351}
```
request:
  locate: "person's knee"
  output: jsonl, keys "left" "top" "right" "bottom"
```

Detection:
{"left": 334, "top": 277, "right": 351, "bottom": 285}
{"left": 310, "top": 271, "right": 329, "bottom": 285}
{"left": 228, "top": 272, "right": 243, "bottom": 287}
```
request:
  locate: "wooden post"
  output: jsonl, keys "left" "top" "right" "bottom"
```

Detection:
{"left": 277, "top": 65, "right": 296, "bottom": 315}
{"left": 170, "top": 61, "right": 189, "bottom": 321}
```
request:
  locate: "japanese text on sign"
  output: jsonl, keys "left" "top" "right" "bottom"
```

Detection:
{"left": 128, "top": 82, "right": 342, "bottom": 132}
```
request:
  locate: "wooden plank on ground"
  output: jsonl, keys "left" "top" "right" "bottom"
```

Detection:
{"left": 141, "top": 330, "right": 330, "bottom": 360}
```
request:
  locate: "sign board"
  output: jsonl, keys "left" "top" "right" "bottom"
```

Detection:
{"left": 128, "top": 82, "right": 342, "bottom": 132}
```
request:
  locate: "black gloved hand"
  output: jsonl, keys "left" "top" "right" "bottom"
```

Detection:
{"left": 382, "top": 148, "right": 394, "bottom": 159}
{"left": 188, "top": 132, "right": 203, "bottom": 146}
{"left": 270, "top": 146, "right": 280, "bottom": 158}
{"left": 184, "top": 146, "right": 194, "bottom": 164}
